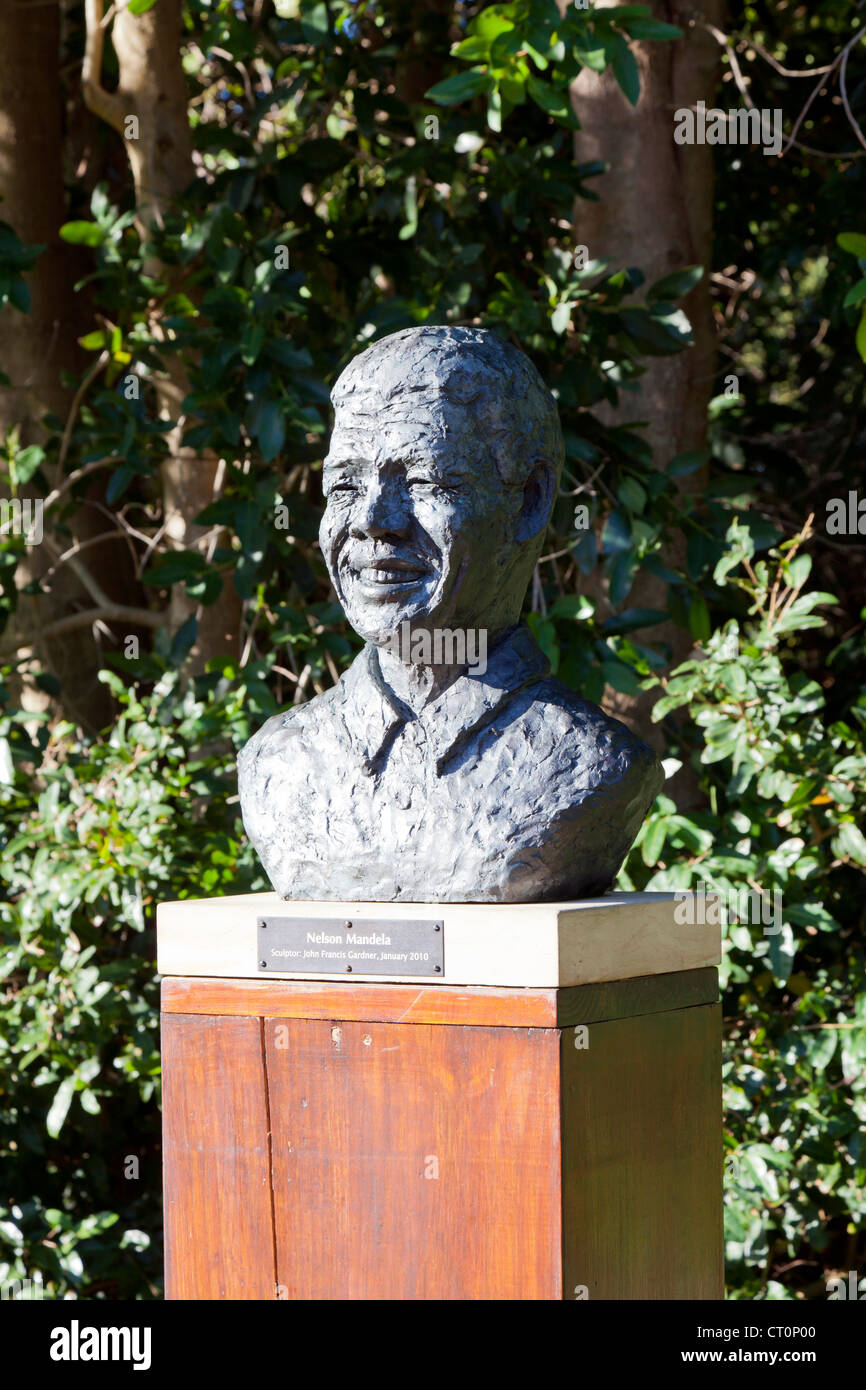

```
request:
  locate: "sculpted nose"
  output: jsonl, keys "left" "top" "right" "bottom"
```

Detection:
{"left": 349, "top": 478, "right": 410, "bottom": 539}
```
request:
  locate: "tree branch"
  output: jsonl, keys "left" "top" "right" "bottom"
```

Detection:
{"left": 53, "top": 349, "right": 111, "bottom": 489}
{"left": 0, "top": 603, "right": 164, "bottom": 657}
{"left": 43, "top": 456, "right": 124, "bottom": 515}
{"left": 840, "top": 44, "right": 866, "bottom": 152}
{"left": 82, "top": 0, "right": 126, "bottom": 133}
{"left": 41, "top": 534, "right": 118, "bottom": 612}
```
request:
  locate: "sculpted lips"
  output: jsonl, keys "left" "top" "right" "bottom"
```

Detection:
{"left": 349, "top": 555, "right": 431, "bottom": 592}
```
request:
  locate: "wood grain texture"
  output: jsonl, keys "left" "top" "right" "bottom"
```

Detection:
{"left": 160, "top": 968, "right": 718, "bottom": 1028}
{"left": 561, "top": 1004, "right": 724, "bottom": 1300}
{"left": 161, "top": 975, "right": 560, "bottom": 1026}
{"left": 162, "top": 1013, "right": 276, "bottom": 1300}
{"left": 264, "top": 1017, "right": 563, "bottom": 1300}
{"left": 556, "top": 967, "right": 718, "bottom": 1027}
{"left": 160, "top": 990, "right": 723, "bottom": 1300}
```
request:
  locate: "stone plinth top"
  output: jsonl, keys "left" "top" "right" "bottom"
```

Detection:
{"left": 157, "top": 890, "right": 720, "bottom": 990}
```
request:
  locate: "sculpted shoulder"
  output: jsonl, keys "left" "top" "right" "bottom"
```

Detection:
{"left": 237, "top": 688, "right": 338, "bottom": 788}
{"left": 501, "top": 675, "right": 664, "bottom": 803}
{"left": 238, "top": 707, "right": 302, "bottom": 775}
{"left": 240, "top": 678, "right": 349, "bottom": 759}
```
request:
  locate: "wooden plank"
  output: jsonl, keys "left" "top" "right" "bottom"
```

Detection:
{"left": 161, "top": 975, "right": 560, "bottom": 1026}
{"left": 555, "top": 967, "right": 719, "bottom": 1027}
{"left": 560, "top": 1003, "right": 724, "bottom": 1300}
{"left": 162, "top": 1013, "right": 276, "bottom": 1300}
{"left": 161, "top": 968, "right": 717, "bottom": 1028}
{"left": 157, "top": 890, "right": 721, "bottom": 988}
{"left": 265, "top": 1017, "right": 563, "bottom": 1299}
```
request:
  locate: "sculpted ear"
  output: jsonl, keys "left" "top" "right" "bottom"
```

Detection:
{"left": 515, "top": 457, "right": 556, "bottom": 543}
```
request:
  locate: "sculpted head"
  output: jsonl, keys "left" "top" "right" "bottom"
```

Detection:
{"left": 320, "top": 325, "right": 565, "bottom": 649}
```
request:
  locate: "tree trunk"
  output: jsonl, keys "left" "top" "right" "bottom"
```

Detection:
{"left": 573, "top": 2, "right": 722, "bottom": 462}
{"left": 83, "top": 0, "right": 242, "bottom": 672}
{"left": 0, "top": 0, "right": 123, "bottom": 728}
{"left": 570, "top": 1, "right": 723, "bottom": 791}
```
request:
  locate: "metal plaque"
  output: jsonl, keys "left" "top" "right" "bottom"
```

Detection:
{"left": 257, "top": 915, "right": 444, "bottom": 977}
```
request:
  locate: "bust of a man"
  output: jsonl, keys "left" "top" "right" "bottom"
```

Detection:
{"left": 238, "top": 325, "right": 663, "bottom": 903}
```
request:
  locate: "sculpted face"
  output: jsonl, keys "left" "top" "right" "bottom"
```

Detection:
{"left": 320, "top": 391, "right": 528, "bottom": 648}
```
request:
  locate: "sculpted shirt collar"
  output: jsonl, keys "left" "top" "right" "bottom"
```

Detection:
{"left": 338, "top": 624, "right": 550, "bottom": 775}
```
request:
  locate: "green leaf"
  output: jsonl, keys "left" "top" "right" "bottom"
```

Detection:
{"left": 667, "top": 449, "right": 707, "bottom": 476}
{"left": 452, "top": 37, "right": 490, "bottom": 62}
{"left": 170, "top": 617, "right": 199, "bottom": 665}
{"left": 641, "top": 816, "right": 668, "bottom": 866}
{"left": 618, "top": 477, "right": 646, "bottom": 512}
{"left": 611, "top": 36, "right": 640, "bottom": 106}
{"left": 79, "top": 329, "right": 107, "bottom": 350}
{"left": 808, "top": 1031, "right": 837, "bottom": 1071}
{"left": 833, "top": 822, "right": 866, "bottom": 865}
{"left": 550, "top": 594, "right": 595, "bottom": 621}
{"left": 528, "top": 616, "right": 560, "bottom": 673}
{"left": 551, "top": 301, "right": 572, "bottom": 334}
{"left": 59, "top": 221, "right": 105, "bottom": 247}
{"left": 623, "top": 19, "right": 683, "bottom": 42}
{"left": 128, "top": 0, "right": 158, "bottom": 11}
{"left": 603, "top": 608, "right": 667, "bottom": 634}
{"left": 8, "top": 277, "right": 30, "bottom": 312}
{"left": 46, "top": 1076, "right": 76, "bottom": 1139}
{"left": 601, "top": 5, "right": 653, "bottom": 17}
{"left": 187, "top": 570, "right": 223, "bottom": 605}
{"left": 13, "top": 445, "right": 45, "bottom": 485}
{"left": 601, "top": 509, "right": 632, "bottom": 554}
{"left": 619, "top": 305, "right": 692, "bottom": 353}
{"left": 107, "top": 464, "right": 138, "bottom": 504}
{"left": 143, "top": 551, "right": 206, "bottom": 587}
{"left": 427, "top": 71, "right": 492, "bottom": 106}
{"left": 843, "top": 277, "right": 866, "bottom": 308}
{"left": 688, "top": 594, "right": 711, "bottom": 642}
{"left": 837, "top": 232, "right": 866, "bottom": 258}
{"left": 253, "top": 399, "right": 286, "bottom": 462}
{"left": 856, "top": 308, "right": 866, "bottom": 364}
{"left": 601, "top": 658, "right": 641, "bottom": 695}
{"left": 768, "top": 923, "right": 797, "bottom": 986}
{"left": 784, "top": 554, "right": 811, "bottom": 589}
{"left": 573, "top": 37, "right": 608, "bottom": 72}
{"left": 80, "top": 1090, "right": 102, "bottom": 1116}
{"left": 647, "top": 265, "right": 703, "bottom": 302}
{"left": 300, "top": 2, "right": 330, "bottom": 45}
{"left": 526, "top": 76, "right": 573, "bottom": 122}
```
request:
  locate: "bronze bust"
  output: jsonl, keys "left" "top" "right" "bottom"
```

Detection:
{"left": 238, "top": 325, "right": 662, "bottom": 903}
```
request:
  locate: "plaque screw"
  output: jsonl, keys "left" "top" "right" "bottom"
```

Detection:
{"left": 346, "top": 965, "right": 353, "bottom": 972}
{"left": 434, "top": 925, "right": 441, "bottom": 931}
{"left": 260, "top": 960, "right": 268, "bottom": 968}
{"left": 345, "top": 920, "right": 353, "bottom": 929}
{"left": 434, "top": 965, "right": 442, "bottom": 973}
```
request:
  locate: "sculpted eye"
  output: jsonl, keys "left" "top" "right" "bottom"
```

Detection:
{"left": 407, "top": 477, "right": 453, "bottom": 492}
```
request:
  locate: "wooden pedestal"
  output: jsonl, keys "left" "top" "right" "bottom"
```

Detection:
{"left": 160, "top": 893, "right": 723, "bottom": 1301}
